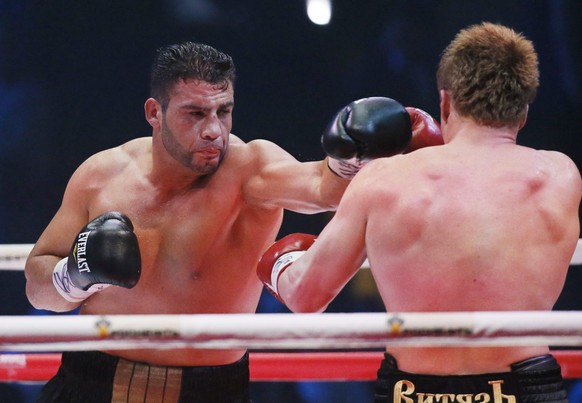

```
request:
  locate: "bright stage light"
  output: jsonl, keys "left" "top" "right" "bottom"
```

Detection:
{"left": 306, "top": 0, "right": 332, "bottom": 26}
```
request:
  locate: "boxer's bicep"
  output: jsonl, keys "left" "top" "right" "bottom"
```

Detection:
{"left": 243, "top": 140, "right": 347, "bottom": 213}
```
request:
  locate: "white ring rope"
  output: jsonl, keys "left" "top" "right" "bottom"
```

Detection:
{"left": 1, "top": 240, "right": 582, "bottom": 270}
{"left": 1, "top": 311, "right": 582, "bottom": 352}
{"left": 0, "top": 244, "right": 35, "bottom": 270}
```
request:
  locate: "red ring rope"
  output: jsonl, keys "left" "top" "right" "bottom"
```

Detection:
{"left": 1, "top": 351, "right": 581, "bottom": 382}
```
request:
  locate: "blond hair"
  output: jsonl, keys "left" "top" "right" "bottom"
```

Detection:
{"left": 436, "top": 22, "right": 539, "bottom": 127}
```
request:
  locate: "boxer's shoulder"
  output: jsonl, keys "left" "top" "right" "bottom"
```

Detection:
{"left": 228, "top": 138, "right": 295, "bottom": 169}
{"left": 66, "top": 141, "right": 147, "bottom": 196}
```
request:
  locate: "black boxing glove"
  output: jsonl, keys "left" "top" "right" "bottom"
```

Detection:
{"left": 322, "top": 97, "right": 412, "bottom": 179}
{"left": 52, "top": 211, "right": 141, "bottom": 302}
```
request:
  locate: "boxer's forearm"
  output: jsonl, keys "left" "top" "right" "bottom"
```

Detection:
{"left": 25, "top": 254, "right": 82, "bottom": 312}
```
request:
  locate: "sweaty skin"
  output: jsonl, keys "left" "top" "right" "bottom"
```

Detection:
{"left": 25, "top": 79, "right": 348, "bottom": 366}
{"left": 276, "top": 96, "right": 582, "bottom": 375}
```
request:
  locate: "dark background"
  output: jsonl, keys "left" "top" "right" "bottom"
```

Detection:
{"left": 1, "top": 1, "right": 581, "bottom": 401}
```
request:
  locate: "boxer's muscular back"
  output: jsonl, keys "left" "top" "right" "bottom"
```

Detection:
{"left": 363, "top": 142, "right": 581, "bottom": 373}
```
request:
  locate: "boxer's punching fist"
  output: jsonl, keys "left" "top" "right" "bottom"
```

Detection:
{"left": 405, "top": 107, "right": 444, "bottom": 152}
{"left": 322, "top": 97, "right": 412, "bottom": 179}
{"left": 52, "top": 211, "right": 141, "bottom": 302}
{"left": 257, "top": 233, "right": 317, "bottom": 304}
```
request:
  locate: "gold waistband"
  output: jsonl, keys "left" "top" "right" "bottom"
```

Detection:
{"left": 112, "top": 358, "right": 182, "bottom": 403}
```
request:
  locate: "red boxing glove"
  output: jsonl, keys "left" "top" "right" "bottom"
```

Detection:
{"left": 257, "top": 233, "right": 317, "bottom": 303}
{"left": 405, "top": 107, "right": 444, "bottom": 152}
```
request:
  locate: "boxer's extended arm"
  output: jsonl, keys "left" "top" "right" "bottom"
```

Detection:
{"left": 244, "top": 97, "right": 416, "bottom": 213}
{"left": 257, "top": 181, "right": 370, "bottom": 312}
{"left": 241, "top": 141, "right": 349, "bottom": 213}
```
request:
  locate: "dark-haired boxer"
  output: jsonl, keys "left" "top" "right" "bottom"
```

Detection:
{"left": 25, "top": 41, "right": 439, "bottom": 402}
{"left": 258, "top": 23, "right": 580, "bottom": 402}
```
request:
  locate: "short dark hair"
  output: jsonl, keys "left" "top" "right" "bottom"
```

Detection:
{"left": 150, "top": 42, "right": 236, "bottom": 110}
{"left": 437, "top": 22, "right": 539, "bottom": 127}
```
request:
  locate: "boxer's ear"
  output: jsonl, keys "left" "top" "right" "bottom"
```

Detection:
{"left": 144, "top": 98, "right": 162, "bottom": 129}
{"left": 439, "top": 90, "right": 450, "bottom": 124}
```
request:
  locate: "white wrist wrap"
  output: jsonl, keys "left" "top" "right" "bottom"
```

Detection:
{"left": 270, "top": 251, "right": 306, "bottom": 296}
{"left": 52, "top": 257, "right": 108, "bottom": 303}
{"left": 327, "top": 157, "right": 367, "bottom": 180}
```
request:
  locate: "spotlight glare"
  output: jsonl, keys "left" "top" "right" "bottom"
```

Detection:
{"left": 306, "top": 0, "right": 332, "bottom": 26}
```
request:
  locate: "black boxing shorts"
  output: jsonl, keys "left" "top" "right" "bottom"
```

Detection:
{"left": 374, "top": 353, "right": 568, "bottom": 403}
{"left": 37, "top": 350, "right": 251, "bottom": 403}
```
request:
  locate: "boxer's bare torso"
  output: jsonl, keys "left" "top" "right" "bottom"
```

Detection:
{"left": 81, "top": 138, "right": 281, "bottom": 366}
